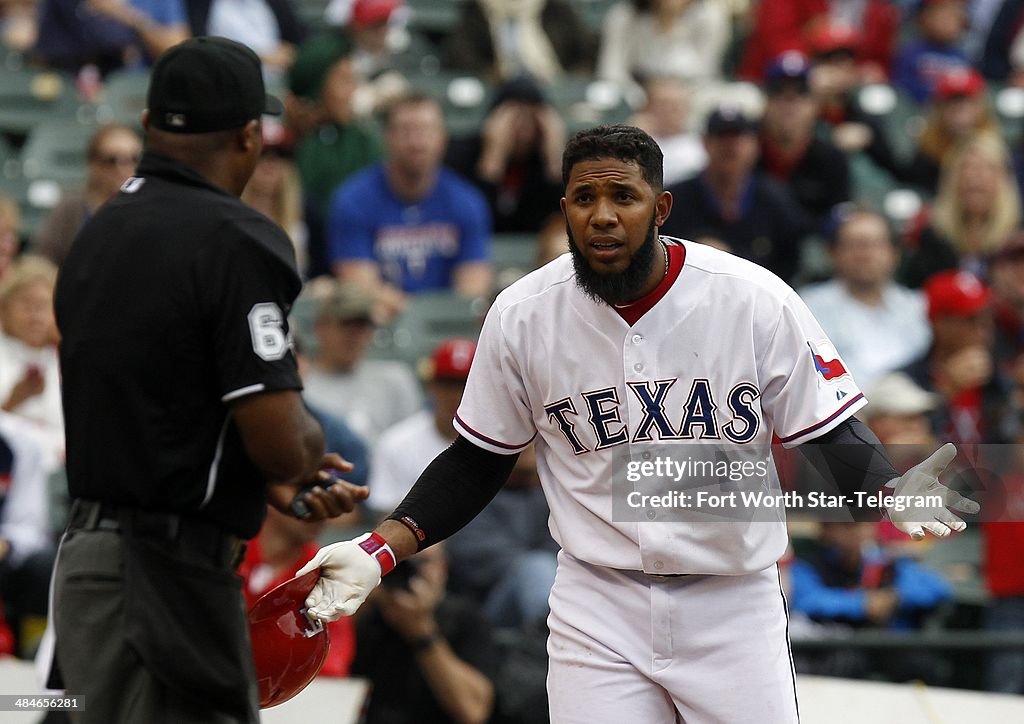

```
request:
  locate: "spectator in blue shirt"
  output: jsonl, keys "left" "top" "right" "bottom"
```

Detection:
{"left": 35, "top": 0, "right": 190, "bottom": 75}
{"left": 790, "top": 521, "right": 953, "bottom": 683}
{"left": 892, "top": 0, "right": 972, "bottom": 104}
{"left": 327, "top": 91, "right": 493, "bottom": 320}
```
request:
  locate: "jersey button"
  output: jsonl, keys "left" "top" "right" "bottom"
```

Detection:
{"left": 653, "top": 560, "right": 664, "bottom": 570}
{"left": 646, "top": 510, "right": 657, "bottom": 520}
{"left": 642, "top": 452, "right": 651, "bottom": 460}
{"left": 633, "top": 363, "right": 643, "bottom": 372}
{"left": 632, "top": 334, "right": 643, "bottom": 344}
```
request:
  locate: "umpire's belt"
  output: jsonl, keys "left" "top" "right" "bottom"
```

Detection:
{"left": 68, "top": 499, "right": 246, "bottom": 569}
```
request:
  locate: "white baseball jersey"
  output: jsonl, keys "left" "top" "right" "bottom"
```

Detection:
{"left": 454, "top": 238, "right": 865, "bottom": 575}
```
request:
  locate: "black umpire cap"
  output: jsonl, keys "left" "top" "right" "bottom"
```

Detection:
{"left": 147, "top": 36, "right": 284, "bottom": 134}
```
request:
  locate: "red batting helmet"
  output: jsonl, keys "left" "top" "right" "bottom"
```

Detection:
{"left": 248, "top": 569, "right": 331, "bottom": 708}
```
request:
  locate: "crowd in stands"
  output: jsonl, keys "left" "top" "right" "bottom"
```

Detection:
{"left": 3, "top": 0, "right": 1024, "bottom": 720}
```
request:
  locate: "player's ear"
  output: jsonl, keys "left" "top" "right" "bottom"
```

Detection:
{"left": 654, "top": 190, "right": 672, "bottom": 227}
{"left": 559, "top": 197, "right": 567, "bottom": 217}
{"left": 140, "top": 109, "right": 150, "bottom": 130}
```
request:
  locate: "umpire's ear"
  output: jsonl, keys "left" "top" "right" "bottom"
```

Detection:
{"left": 239, "top": 119, "right": 262, "bottom": 154}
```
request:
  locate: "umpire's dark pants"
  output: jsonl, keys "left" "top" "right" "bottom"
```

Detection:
{"left": 52, "top": 501, "right": 258, "bottom": 724}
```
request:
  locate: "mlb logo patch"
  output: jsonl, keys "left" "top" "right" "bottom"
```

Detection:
{"left": 807, "top": 340, "right": 848, "bottom": 381}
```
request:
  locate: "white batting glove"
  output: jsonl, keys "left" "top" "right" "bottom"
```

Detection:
{"left": 884, "top": 443, "right": 980, "bottom": 540}
{"left": 296, "top": 531, "right": 397, "bottom": 622}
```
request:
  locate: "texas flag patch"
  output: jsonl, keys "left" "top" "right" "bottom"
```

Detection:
{"left": 807, "top": 341, "right": 849, "bottom": 381}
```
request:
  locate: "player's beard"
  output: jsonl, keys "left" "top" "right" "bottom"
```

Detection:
{"left": 568, "top": 212, "right": 659, "bottom": 306}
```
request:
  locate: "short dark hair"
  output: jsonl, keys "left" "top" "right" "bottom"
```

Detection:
{"left": 561, "top": 125, "right": 663, "bottom": 191}
{"left": 824, "top": 202, "right": 895, "bottom": 248}
{"left": 383, "top": 90, "right": 442, "bottom": 128}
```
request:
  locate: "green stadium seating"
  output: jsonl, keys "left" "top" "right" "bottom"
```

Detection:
{"left": 367, "top": 290, "right": 484, "bottom": 366}
{"left": 406, "top": 70, "right": 492, "bottom": 135}
{"left": 96, "top": 69, "right": 150, "bottom": 127}
{"left": 20, "top": 120, "right": 97, "bottom": 186}
{"left": 405, "top": 0, "right": 464, "bottom": 36}
{"left": 0, "top": 65, "right": 79, "bottom": 138}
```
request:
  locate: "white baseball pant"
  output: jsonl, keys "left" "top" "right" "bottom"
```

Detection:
{"left": 547, "top": 551, "right": 799, "bottom": 723}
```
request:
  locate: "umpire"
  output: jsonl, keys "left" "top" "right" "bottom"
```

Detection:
{"left": 49, "top": 37, "right": 367, "bottom": 723}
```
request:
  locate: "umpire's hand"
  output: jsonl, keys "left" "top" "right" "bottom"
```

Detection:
{"left": 267, "top": 452, "right": 370, "bottom": 521}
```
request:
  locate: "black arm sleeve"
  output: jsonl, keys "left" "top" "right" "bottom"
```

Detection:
{"left": 387, "top": 435, "right": 520, "bottom": 551}
{"left": 798, "top": 417, "right": 901, "bottom": 520}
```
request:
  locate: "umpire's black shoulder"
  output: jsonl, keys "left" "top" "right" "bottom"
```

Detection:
{"left": 215, "top": 200, "right": 298, "bottom": 273}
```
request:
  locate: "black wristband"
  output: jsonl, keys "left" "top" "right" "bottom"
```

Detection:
{"left": 408, "top": 630, "right": 442, "bottom": 652}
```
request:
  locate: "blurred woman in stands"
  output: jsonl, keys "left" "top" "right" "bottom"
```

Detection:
{"left": 0, "top": 255, "right": 62, "bottom": 457}
{"left": 597, "top": 0, "right": 731, "bottom": 107}
{"left": 902, "top": 131, "right": 1020, "bottom": 287}
{"left": 242, "top": 119, "right": 309, "bottom": 277}
{"left": 30, "top": 123, "right": 141, "bottom": 267}
{"left": 443, "top": 0, "right": 595, "bottom": 83}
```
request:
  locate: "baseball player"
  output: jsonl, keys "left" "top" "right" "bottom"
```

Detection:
{"left": 298, "top": 125, "right": 979, "bottom": 723}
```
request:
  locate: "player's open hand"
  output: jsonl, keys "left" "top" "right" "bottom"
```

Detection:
{"left": 885, "top": 443, "right": 980, "bottom": 540}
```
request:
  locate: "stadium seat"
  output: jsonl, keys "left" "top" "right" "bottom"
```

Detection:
{"left": 0, "top": 66, "right": 79, "bottom": 138}
{"left": 96, "top": 69, "right": 150, "bottom": 127}
{"left": 405, "top": 0, "right": 463, "bottom": 36}
{"left": 368, "top": 290, "right": 484, "bottom": 366}
{"left": 406, "top": 70, "right": 492, "bottom": 136}
{"left": 545, "top": 75, "right": 632, "bottom": 133}
{"left": 20, "top": 120, "right": 97, "bottom": 186}
{"left": 491, "top": 232, "right": 537, "bottom": 273}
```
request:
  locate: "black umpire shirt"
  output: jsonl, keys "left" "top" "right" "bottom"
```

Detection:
{"left": 55, "top": 153, "right": 303, "bottom": 539}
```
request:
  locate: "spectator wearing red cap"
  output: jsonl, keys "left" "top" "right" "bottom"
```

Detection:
{"left": 346, "top": 0, "right": 399, "bottom": 74}
{"left": 367, "top": 338, "right": 478, "bottom": 515}
{"left": 368, "top": 337, "right": 557, "bottom": 632}
{"left": 336, "top": 0, "right": 416, "bottom": 118}
{"left": 738, "top": 0, "right": 899, "bottom": 83}
{"left": 892, "top": 0, "right": 972, "bottom": 105}
{"left": 901, "top": 131, "right": 1020, "bottom": 287}
{"left": 900, "top": 269, "right": 1016, "bottom": 444}
{"left": 904, "top": 66, "right": 997, "bottom": 192}
{"left": 758, "top": 51, "right": 851, "bottom": 230}
{"left": 808, "top": 22, "right": 911, "bottom": 183}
